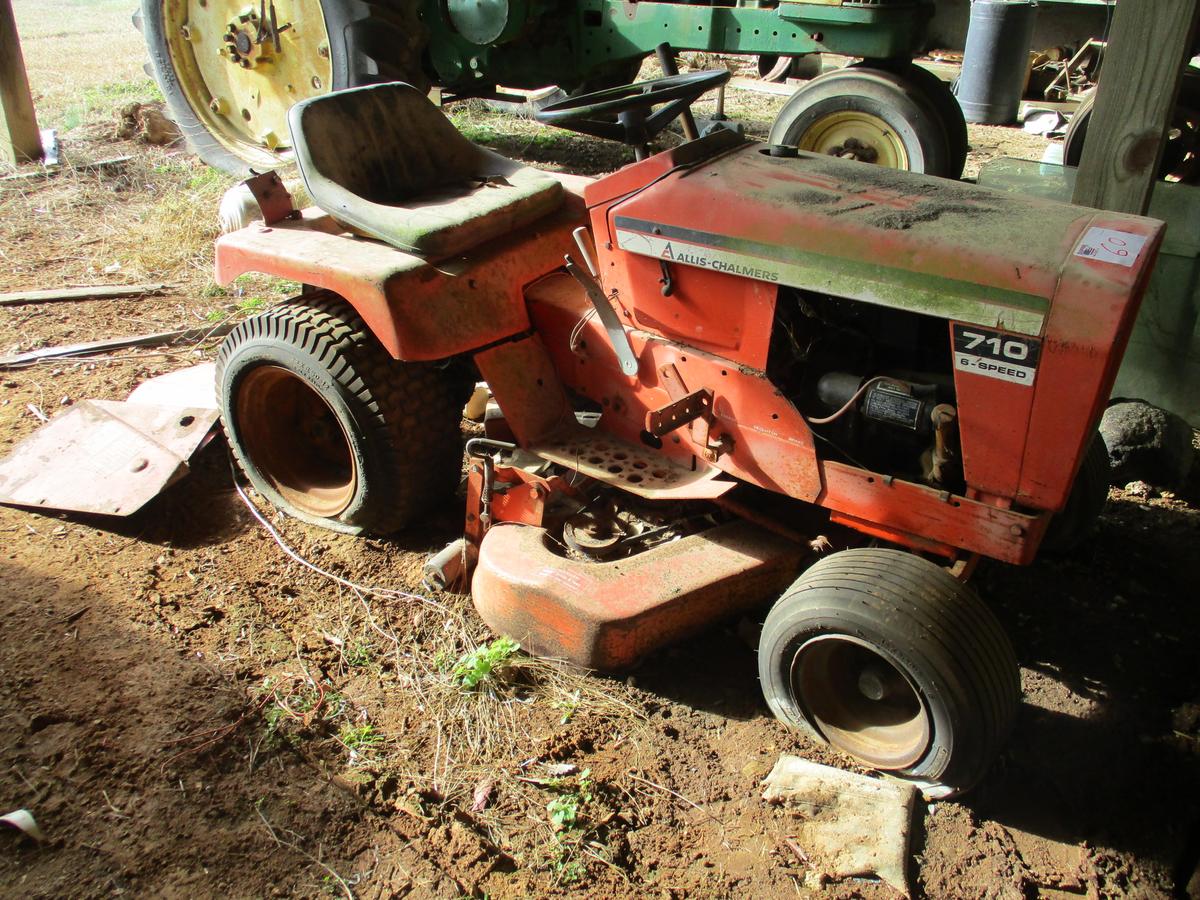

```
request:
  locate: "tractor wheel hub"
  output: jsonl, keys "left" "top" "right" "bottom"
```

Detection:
{"left": 829, "top": 137, "right": 878, "bottom": 163}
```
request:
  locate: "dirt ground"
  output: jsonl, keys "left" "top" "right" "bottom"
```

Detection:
{"left": 2, "top": 3, "right": 1199, "bottom": 897}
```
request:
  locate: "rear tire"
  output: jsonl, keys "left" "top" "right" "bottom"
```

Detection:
{"left": 140, "top": 0, "right": 427, "bottom": 175}
{"left": 217, "top": 293, "right": 467, "bottom": 534}
{"left": 1064, "top": 69, "right": 1200, "bottom": 183}
{"left": 758, "top": 549, "right": 1020, "bottom": 796}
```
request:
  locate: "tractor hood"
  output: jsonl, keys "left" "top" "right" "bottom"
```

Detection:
{"left": 603, "top": 145, "right": 1163, "bottom": 337}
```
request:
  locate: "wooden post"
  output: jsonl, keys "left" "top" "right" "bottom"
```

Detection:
{"left": 1072, "top": 0, "right": 1200, "bottom": 214}
{"left": 0, "top": 0, "right": 42, "bottom": 165}
{"left": 1075, "top": 0, "right": 1200, "bottom": 214}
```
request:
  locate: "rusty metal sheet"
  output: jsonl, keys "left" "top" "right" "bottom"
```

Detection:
{"left": 0, "top": 400, "right": 218, "bottom": 516}
{"left": 125, "top": 363, "right": 217, "bottom": 410}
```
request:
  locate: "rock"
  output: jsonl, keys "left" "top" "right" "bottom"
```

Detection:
{"left": 1100, "top": 400, "right": 1195, "bottom": 489}
{"left": 762, "top": 755, "right": 916, "bottom": 895}
{"left": 1124, "top": 480, "right": 1153, "bottom": 498}
{"left": 115, "top": 102, "right": 181, "bottom": 146}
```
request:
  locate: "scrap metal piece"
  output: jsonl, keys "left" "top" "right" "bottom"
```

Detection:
{"left": 646, "top": 388, "right": 713, "bottom": 438}
{"left": 762, "top": 755, "right": 917, "bottom": 896}
{"left": 125, "top": 363, "right": 217, "bottom": 410}
{"left": 0, "top": 283, "right": 167, "bottom": 306}
{"left": 0, "top": 322, "right": 235, "bottom": 368}
{"left": 0, "top": 400, "right": 218, "bottom": 516}
{"left": 242, "top": 170, "right": 297, "bottom": 225}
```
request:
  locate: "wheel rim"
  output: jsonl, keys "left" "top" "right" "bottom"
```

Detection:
{"left": 795, "top": 110, "right": 909, "bottom": 169}
{"left": 790, "top": 635, "right": 931, "bottom": 769}
{"left": 162, "top": 0, "right": 332, "bottom": 167}
{"left": 236, "top": 365, "right": 356, "bottom": 517}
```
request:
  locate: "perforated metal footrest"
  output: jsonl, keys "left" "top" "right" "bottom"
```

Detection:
{"left": 530, "top": 427, "right": 734, "bottom": 500}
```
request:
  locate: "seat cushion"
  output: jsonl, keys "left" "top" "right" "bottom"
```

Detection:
{"left": 288, "top": 83, "right": 563, "bottom": 258}
{"left": 358, "top": 160, "right": 564, "bottom": 258}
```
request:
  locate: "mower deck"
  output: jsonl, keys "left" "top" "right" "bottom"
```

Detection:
{"left": 471, "top": 519, "right": 811, "bottom": 670}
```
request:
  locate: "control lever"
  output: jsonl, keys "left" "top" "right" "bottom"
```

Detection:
{"left": 564, "top": 254, "right": 639, "bottom": 376}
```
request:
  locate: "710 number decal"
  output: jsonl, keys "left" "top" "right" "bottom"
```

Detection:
{"left": 952, "top": 324, "right": 1041, "bottom": 387}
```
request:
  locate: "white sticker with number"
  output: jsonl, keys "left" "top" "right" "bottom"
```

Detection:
{"left": 1073, "top": 227, "right": 1148, "bottom": 268}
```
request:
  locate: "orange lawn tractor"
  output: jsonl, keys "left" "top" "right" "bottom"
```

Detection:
{"left": 212, "top": 70, "right": 1163, "bottom": 796}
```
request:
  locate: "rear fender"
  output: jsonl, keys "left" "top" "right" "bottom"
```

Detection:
{"left": 215, "top": 200, "right": 587, "bottom": 362}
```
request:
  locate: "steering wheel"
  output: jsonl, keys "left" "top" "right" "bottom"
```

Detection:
{"left": 535, "top": 69, "right": 731, "bottom": 158}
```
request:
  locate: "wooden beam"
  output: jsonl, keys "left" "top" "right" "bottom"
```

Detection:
{"left": 1072, "top": 0, "right": 1200, "bottom": 214}
{"left": 0, "top": 0, "right": 42, "bottom": 165}
{"left": 0, "top": 283, "right": 167, "bottom": 306}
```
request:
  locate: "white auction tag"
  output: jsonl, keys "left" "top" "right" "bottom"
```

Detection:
{"left": 1073, "top": 226, "right": 1148, "bottom": 268}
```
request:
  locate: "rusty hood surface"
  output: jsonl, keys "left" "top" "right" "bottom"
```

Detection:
{"left": 605, "top": 146, "right": 1164, "bottom": 337}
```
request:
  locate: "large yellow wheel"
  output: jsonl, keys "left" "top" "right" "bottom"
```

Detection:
{"left": 769, "top": 67, "right": 953, "bottom": 177}
{"left": 139, "top": 0, "right": 426, "bottom": 174}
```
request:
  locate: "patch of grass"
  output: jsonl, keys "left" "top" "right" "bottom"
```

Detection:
{"left": 342, "top": 640, "right": 374, "bottom": 669}
{"left": 60, "top": 78, "right": 162, "bottom": 131}
{"left": 451, "top": 636, "right": 520, "bottom": 690}
{"left": 187, "top": 167, "right": 227, "bottom": 191}
{"left": 339, "top": 723, "right": 383, "bottom": 753}
{"left": 205, "top": 296, "right": 267, "bottom": 322}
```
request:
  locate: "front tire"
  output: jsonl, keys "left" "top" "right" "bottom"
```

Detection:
{"left": 217, "top": 294, "right": 467, "bottom": 534}
{"left": 758, "top": 549, "right": 1020, "bottom": 796}
{"left": 768, "top": 67, "right": 952, "bottom": 176}
{"left": 1040, "top": 432, "right": 1110, "bottom": 554}
{"left": 864, "top": 59, "right": 968, "bottom": 178}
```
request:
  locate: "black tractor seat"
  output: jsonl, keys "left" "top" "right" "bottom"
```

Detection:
{"left": 287, "top": 82, "right": 564, "bottom": 259}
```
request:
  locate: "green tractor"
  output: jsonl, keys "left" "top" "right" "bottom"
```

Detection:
{"left": 138, "top": 0, "right": 965, "bottom": 178}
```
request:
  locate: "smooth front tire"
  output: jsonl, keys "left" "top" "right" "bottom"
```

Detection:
{"left": 768, "top": 67, "right": 952, "bottom": 176}
{"left": 217, "top": 294, "right": 467, "bottom": 534}
{"left": 1041, "top": 432, "right": 1110, "bottom": 554}
{"left": 863, "top": 59, "right": 968, "bottom": 178}
{"left": 758, "top": 548, "right": 1020, "bottom": 796}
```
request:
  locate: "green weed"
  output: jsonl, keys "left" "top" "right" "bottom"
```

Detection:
{"left": 342, "top": 640, "right": 374, "bottom": 668}
{"left": 551, "top": 689, "right": 581, "bottom": 725}
{"left": 546, "top": 768, "right": 593, "bottom": 830}
{"left": 339, "top": 723, "right": 383, "bottom": 753}
{"left": 452, "top": 636, "right": 520, "bottom": 690}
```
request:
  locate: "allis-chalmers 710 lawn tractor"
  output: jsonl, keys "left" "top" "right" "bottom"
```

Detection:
{"left": 212, "top": 70, "right": 1163, "bottom": 796}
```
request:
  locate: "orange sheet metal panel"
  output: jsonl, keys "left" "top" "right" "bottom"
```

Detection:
{"left": 215, "top": 203, "right": 585, "bottom": 362}
{"left": 527, "top": 273, "right": 824, "bottom": 502}
{"left": 472, "top": 521, "right": 809, "bottom": 670}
